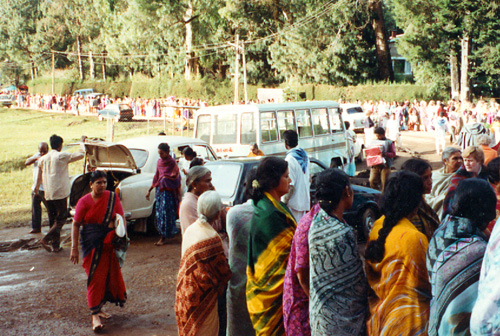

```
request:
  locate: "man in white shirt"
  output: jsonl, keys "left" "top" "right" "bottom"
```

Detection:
{"left": 25, "top": 142, "right": 49, "bottom": 234}
{"left": 35, "top": 134, "right": 85, "bottom": 252}
{"left": 282, "top": 130, "right": 310, "bottom": 223}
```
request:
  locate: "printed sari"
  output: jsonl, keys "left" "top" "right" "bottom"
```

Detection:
{"left": 175, "top": 218, "right": 232, "bottom": 336}
{"left": 471, "top": 217, "right": 500, "bottom": 335}
{"left": 309, "top": 208, "right": 369, "bottom": 336}
{"left": 74, "top": 191, "right": 127, "bottom": 315}
{"left": 427, "top": 215, "right": 487, "bottom": 336}
{"left": 283, "top": 204, "right": 320, "bottom": 336}
{"left": 247, "top": 192, "right": 297, "bottom": 336}
{"left": 153, "top": 156, "right": 181, "bottom": 238}
{"left": 365, "top": 216, "right": 431, "bottom": 336}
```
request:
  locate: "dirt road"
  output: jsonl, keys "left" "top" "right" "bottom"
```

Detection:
{"left": 0, "top": 130, "right": 449, "bottom": 336}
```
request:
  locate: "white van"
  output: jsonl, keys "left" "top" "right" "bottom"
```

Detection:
{"left": 73, "top": 88, "right": 94, "bottom": 98}
{"left": 193, "top": 101, "right": 348, "bottom": 168}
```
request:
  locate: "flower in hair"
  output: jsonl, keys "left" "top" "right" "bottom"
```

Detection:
{"left": 252, "top": 179, "right": 260, "bottom": 189}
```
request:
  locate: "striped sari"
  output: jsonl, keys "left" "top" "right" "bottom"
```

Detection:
{"left": 247, "top": 192, "right": 297, "bottom": 336}
{"left": 175, "top": 218, "right": 232, "bottom": 336}
{"left": 365, "top": 216, "right": 431, "bottom": 336}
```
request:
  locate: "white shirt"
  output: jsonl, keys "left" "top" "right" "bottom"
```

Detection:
{"left": 38, "top": 147, "right": 84, "bottom": 200}
{"left": 284, "top": 150, "right": 310, "bottom": 212}
{"left": 29, "top": 153, "right": 44, "bottom": 191}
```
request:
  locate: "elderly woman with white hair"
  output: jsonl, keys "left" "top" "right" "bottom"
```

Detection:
{"left": 179, "top": 166, "right": 228, "bottom": 254}
{"left": 175, "top": 190, "right": 232, "bottom": 336}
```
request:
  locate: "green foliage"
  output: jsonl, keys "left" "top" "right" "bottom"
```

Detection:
{"left": 30, "top": 72, "right": 447, "bottom": 104}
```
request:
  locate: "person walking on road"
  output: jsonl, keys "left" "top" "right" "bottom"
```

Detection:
{"left": 368, "top": 127, "right": 396, "bottom": 192}
{"left": 25, "top": 142, "right": 49, "bottom": 234}
{"left": 35, "top": 134, "right": 85, "bottom": 252}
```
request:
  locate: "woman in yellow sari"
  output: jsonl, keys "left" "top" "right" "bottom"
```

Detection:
{"left": 365, "top": 171, "right": 431, "bottom": 335}
{"left": 247, "top": 157, "right": 296, "bottom": 336}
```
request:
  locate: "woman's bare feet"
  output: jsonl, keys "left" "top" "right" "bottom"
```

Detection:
{"left": 92, "top": 314, "right": 104, "bottom": 332}
{"left": 154, "top": 237, "right": 168, "bottom": 246}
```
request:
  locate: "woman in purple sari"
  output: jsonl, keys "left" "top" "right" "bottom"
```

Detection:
{"left": 146, "top": 143, "right": 181, "bottom": 246}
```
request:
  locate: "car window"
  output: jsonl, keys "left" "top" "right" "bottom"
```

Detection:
{"left": 277, "top": 110, "right": 296, "bottom": 140}
{"left": 347, "top": 107, "right": 364, "bottom": 114}
{"left": 207, "top": 163, "right": 242, "bottom": 198}
{"left": 260, "top": 112, "right": 278, "bottom": 143}
{"left": 196, "top": 114, "right": 211, "bottom": 143}
{"left": 296, "top": 109, "right": 313, "bottom": 138}
{"left": 309, "top": 160, "right": 325, "bottom": 176}
{"left": 193, "top": 145, "right": 217, "bottom": 161}
{"left": 311, "top": 108, "right": 329, "bottom": 136}
{"left": 128, "top": 149, "right": 148, "bottom": 168}
{"left": 213, "top": 113, "right": 237, "bottom": 144}
{"left": 329, "top": 108, "right": 343, "bottom": 132}
{"left": 241, "top": 112, "right": 256, "bottom": 145}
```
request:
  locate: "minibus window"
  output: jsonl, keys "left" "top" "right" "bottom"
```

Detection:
{"left": 329, "top": 108, "right": 343, "bottom": 132}
{"left": 311, "top": 108, "right": 329, "bottom": 136}
{"left": 296, "top": 109, "right": 313, "bottom": 138}
{"left": 196, "top": 114, "right": 211, "bottom": 142}
{"left": 241, "top": 113, "right": 256, "bottom": 145}
{"left": 260, "top": 112, "right": 278, "bottom": 143}
{"left": 213, "top": 113, "right": 237, "bottom": 144}
{"left": 277, "top": 110, "right": 296, "bottom": 139}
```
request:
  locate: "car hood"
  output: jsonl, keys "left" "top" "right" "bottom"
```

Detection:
{"left": 85, "top": 142, "right": 137, "bottom": 170}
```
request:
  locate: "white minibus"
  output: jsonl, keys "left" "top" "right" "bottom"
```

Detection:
{"left": 193, "top": 101, "right": 347, "bottom": 168}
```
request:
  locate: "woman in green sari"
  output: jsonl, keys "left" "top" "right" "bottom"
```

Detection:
{"left": 247, "top": 157, "right": 297, "bottom": 336}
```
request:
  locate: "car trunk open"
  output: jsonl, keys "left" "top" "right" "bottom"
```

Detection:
{"left": 69, "top": 142, "right": 138, "bottom": 208}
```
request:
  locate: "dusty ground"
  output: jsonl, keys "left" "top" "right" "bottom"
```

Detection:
{"left": 0, "top": 130, "right": 447, "bottom": 336}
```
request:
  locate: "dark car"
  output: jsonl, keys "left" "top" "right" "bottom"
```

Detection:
{"left": 97, "top": 104, "right": 134, "bottom": 122}
{"left": 205, "top": 157, "right": 381, "bottom": 241}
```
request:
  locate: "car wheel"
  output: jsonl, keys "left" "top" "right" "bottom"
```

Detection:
{"left": 355, "top": 145, "right": 364, "bottom": 163}
{"left": 146, "top": 203, "right": 159, "bottom": 235}
{"left": 98, "top": 114, "right": 103, "bottom": 121}
{"left": 361, "top": 207, "right": 378, "bottom": 240}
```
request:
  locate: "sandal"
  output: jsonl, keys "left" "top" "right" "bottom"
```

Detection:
{"left": 98, "top": 311, "right": 112, "bottom": 319}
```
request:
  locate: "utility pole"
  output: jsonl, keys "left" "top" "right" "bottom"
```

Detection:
{"left": 242, "top": 42, "right": 248, "bottom": 104}
{"left": 234, "top": 34, "right": 239, "bottom": 105}
{"left": 51, "top": 51, "right": 55, "bottom": 95}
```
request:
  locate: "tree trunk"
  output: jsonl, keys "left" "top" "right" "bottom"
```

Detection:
{"left": 184, "top": 0, "right": 195, "bottom": 80}
{"left": 450, "top": 53, "right": 460, "bottom": 100}
{"left": 369, "top": 0, "right": 394, "bottom": 81}
{"left": 77, "top": 36, "right": 83, "bottom": 81}
{"left": 460, "top": 34, "right": 470, "bottom": 102}
{"left": 89, "top": 51, "right": 95, "bottom": 79}
{"left": 102, "top": 51, "right": 106, "bottom": 81}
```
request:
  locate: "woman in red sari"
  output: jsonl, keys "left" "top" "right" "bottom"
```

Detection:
{"left": 70, "top": 171, "right": 127, "bottom": 332}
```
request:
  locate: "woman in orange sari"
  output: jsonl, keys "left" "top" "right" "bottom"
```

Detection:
{"left": 70, "top": 171, "right": 127, "bottom": 332}
{"left": 365, "top": 171, "right": 431, "bottom": 335}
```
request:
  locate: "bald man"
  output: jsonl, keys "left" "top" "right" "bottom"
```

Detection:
{"left": 25, "top": 142, "right": 49, "bottom": 234}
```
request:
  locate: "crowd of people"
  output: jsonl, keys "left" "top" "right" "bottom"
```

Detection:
{"left": 172, "top": 130, "right": 500, "bottom": 335}
{"left": 23, "top": 93, "right": 500, "bottom": 334}
{"left": 4, "top": 89, "right": 209, "bottom": 118}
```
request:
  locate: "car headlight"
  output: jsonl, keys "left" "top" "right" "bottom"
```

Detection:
{"left": 115, "top": 187, "right": 121, "bottom": 199}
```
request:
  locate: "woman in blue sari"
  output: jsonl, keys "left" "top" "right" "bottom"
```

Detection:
{"left": 427, "top": 178, "right": 496, "bottom": 335}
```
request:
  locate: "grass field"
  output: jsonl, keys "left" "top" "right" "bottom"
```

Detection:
{"left": 0, "top": 108, "right": 192, "bottom": 228}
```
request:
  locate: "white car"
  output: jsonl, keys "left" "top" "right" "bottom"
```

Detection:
{"left": 341, "top": 103, "right": 365, "bottom": 132}
{"left": 69, "top": 136, "right": 218, "bottom": 232}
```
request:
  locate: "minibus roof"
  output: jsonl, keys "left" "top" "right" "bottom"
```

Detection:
{"left": 196, "top": 101, "right": 340, "bottom": 114}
